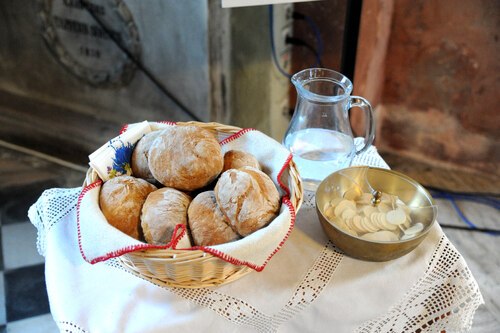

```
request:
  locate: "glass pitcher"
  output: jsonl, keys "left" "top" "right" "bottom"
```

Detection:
{"left": 283, "top": 68, "right": 375, "bottom": 191}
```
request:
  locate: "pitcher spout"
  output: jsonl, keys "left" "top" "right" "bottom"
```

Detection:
{"left": 291, "top": 68, "right": 353, "bottom": 104}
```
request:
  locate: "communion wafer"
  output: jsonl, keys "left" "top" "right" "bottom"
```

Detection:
{"left": 334, "top": 199, "right": 356, "bottom": 217}
{"left": 404, "top": 222, "right": 424, "bottom": 235}
{"left": 386, "top": 208, "right": 407, "bottom": 225}
{"left": 322, "top": 190, "right": 425, "bottom": 241}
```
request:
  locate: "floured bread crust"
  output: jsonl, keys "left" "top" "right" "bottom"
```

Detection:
{"left": 131, "top": 131, "right": 161, "bottom": 181}
{"left": 141, "top": 187, "right": 192, "bottom": 245}
{"left": 99, "top": 175, "right": 157, "bottom": 240}
{"left": 214, "top": 167, "right": 280, "bottom": 236}
{"left": 188, "top": 191, "right": 240, "bottom": 246}
{"left": 148, "top": 126, "right": 224, "bottom": 191}
{"left": 222, "top": 150, "right": 261, "bottom": 172}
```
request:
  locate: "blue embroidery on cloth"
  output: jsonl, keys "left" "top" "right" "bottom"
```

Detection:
{"left": 107, "top": 140, "right": 135, "bottom": 178}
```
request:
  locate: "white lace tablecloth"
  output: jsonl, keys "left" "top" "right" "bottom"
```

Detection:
{"left": 29, "top": 147, "right": 484, "bottom": 333}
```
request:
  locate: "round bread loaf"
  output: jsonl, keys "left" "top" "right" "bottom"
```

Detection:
{"left": 141, "top": 187, "right": 192, "bottom": 245}
{"left": 214, "top": 167, "right": 280, "bottom": 236}
{"left": 99, "top": 175, "right": 157, "bottom": 240}
{"left": 188, "top": 191, "right": 240, "bottom": 246}
{"left": 148, "top": 126, "right": 224, "bottom": 191}
{"left": 222, "top": 150, "right": 261, "bottom": 172}
{"left": 131, "top": 131, "right": 161, "bottom": 181}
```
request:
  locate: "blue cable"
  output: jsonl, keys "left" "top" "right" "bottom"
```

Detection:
{"left": 431, "top": 190, "right": 500, "bottom": 210}
{"left": 302, "top": 14, "right": 323, "bottom": 66}
{"left": 269, "top": 6, "right": 325, "bottom": 76}
{"left": 433, "top": 193, "right": 500, "bottom": 210}
{"left": 290, "top": 11, "right": 323, "bottom": 68}
{"left": 448, "top": 196, "right": 477, "bottom": 229}
{"left": 430, "top": 190, "right": 500, "bottom": 236}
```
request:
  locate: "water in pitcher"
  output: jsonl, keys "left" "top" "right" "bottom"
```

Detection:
{"left": 284, "top": 128, "right": 355, "bottom": 191}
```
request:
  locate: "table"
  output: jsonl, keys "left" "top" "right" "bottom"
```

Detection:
{"left": 29, "top": 150, "right": 484, "bottom": 333}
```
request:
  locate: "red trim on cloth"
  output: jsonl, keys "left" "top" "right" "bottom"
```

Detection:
{"left": 158, "top": 120, "right": 177, "bottom": 126}
{"left": 169, "top": 224, "right": 188, "bottom": 249}
{"left": 188, "top": 197, "right": 296, "bottom": 272}
{"left": 162, "top": 147, "right": 298, "bottom": 270}
{"left": 77, "top": 180, "right": 103, "bottom": 263}
{"left": 219, "top": 128, "right": 256, "bottom": 145}
{"left": 277, "top": 153, "right": 293, "bottom": 198}
{"left": 77, "top": 180, "right": 190, "bottom": 264}
{"left": 256, "top": 197, "right": 296, "bottom": 271}
{"left": 119, "top": 124, "right": 129, "bottom": 134}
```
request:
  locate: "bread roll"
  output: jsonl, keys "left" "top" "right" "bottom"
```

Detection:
{"left": 141, "top": 187, "right": 192, "bottom": 245}
{"left": 222, "top": 150, "right": 261, "bottom": 172}
{"left": 188, "top": 191, "right": 240, "bottom": 246}
{"left": 214, "top": 167, "right": 280, "bottom": 236}
{"left": 131, "top": 131, "right": 161, "bottom": 181}
{"left": 99, "top": 175, "right": 157, "bottom": 239}
{"left": 148, "top": 126, "right": 224, "bottom": 191}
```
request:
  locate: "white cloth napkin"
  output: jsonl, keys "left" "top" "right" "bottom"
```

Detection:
{"left": 79, "top": 122, "right": 295, "bottom": 271}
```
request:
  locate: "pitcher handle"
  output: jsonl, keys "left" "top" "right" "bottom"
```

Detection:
{"left": 349, "top": 96, "right": 375, "bottom": 155}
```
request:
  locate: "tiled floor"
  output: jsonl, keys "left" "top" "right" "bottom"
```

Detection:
{"left": 0, "top": 143, "right": 498, "bottom": 332}
{"left": 0, "top": 144, "right": 84, "bottom": 332}
{"left": 1, "top": 208, "right": 54, "bottom": 331}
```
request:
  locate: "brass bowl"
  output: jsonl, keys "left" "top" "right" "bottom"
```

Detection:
{"left": 315, "top": 166, "right": 437, "bottom": 261}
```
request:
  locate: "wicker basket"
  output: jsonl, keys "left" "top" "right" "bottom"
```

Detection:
{"left": 83, "top": 121, "right": 303, "bottom": 288}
